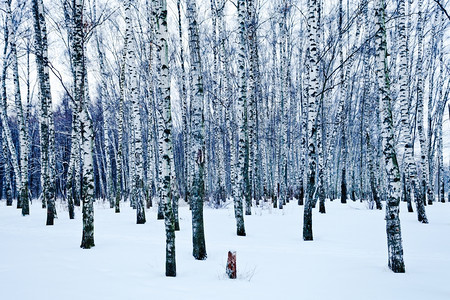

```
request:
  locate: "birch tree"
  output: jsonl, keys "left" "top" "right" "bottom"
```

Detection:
{"left": 125, "top": 0, "right": 146, "bottom": 224}
{"left": 235, "top": 0, "right": 248, "bottom": 236}
{"left": 397, "top": 0, "right": 427, "bottom": 223}
{"left": 71, "top": 0, "right": 95, "bottom": 249}
{"left": 31, "top": 0, "right": 56, "bottom": 224}
{"left": 186, "top": 0, "right": 207, "bottom": 259}
{"left": 303, "top": 0, "right": 319, "bottom": 241}
{"left": 93, "top": 5, "right": 114, "bottom": 210}
{"left": 154, "top": 0, "right": 176, "bottom": 276}
{"left": 375, "top": 0, "right": 405, "bottom": 273}
{"left": 416, "top": 0, "right": 432, "bottom": 208}
{"left": 5, "top": 0, "right": 29, "bottom": 215}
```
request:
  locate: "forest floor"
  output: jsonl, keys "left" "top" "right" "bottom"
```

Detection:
{"left": 1, "top": 197, "right": 449, "bottom": 300}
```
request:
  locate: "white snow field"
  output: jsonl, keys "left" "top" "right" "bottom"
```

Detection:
{"left": 1, "top": 199, "right": 449, "bottom": 300}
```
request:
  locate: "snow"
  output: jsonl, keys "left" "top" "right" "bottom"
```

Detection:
{"left": 1, "top": 199, "right": 450, "bottom": 300}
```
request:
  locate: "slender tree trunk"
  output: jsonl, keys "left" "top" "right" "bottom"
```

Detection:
{"left": 278, "top": 2, "right": 289, "bottom": 210}
{"left": 303, "top": 0, "right": 319, "bottom": 241}
{"left": 186, "top": 0, "right": 208, "bottom": 258}
{"left": 177, "top": 0, "right": 189, "bottom": 205}
{"left": 361, "top": 0, "right": 381, "bottom": 210}
{"left": 124, "top": 0, "right": 146, "bottom": 224}
{"left": 338, "top": 0, "right": 348, "bottom": 204}
{"left": 5, "top": 0, "right": 29, "bottom": 215}
{"left": 71, "top": 0, "right": 95, "bottom": 249}
{"left": 317, "top": 95, "right": 326, "bottom": 214}
{"left": 154, "top": 0, "right": 176, "bottom": 276}
{"left": 116, "top": 21, "right": 128, "bottom": 214}
{"left": 247, "top": 0, "right": 261, "bottom": 206}
{"left": 235, "top": 0, "right": 248, "bottom": 237}
{"left": 375, "top": 0, "right": 405, "bottom": 273}
{"left": 1, "top": 37, "right": 21, "bottom": 208}
{"left": 32, "top": 0, "right": 55, "bottom": 223}
{"left": 93, "top": 13, "right": 114, "bottom": 210}
{"left": 1, "top": 129, "right": 13, "bottom": 206}
{"left": 299, "top": 44, "right": 308, "bottom": 206}
{"left": 416, "top": 0, "right": 432, "bottom": 209}
{"left": 397, "top": 0, "right": 427, "bottom": 223}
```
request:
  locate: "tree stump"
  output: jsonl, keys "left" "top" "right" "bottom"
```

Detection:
{"left": 226, "top": 251, "right": 236, "bottom": 279}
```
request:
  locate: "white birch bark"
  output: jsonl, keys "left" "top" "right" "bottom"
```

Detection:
{"left": 125, "top": 0, "right": 146, "bottom": 224}
{"left": 1, "top": 30, "right": 22, "bottom": 207}
{"left": 416, "top": 0, "right": 432, "bottom": 207}
{"left": 186, "top": 0, "right": 208, "bottom": 257}
{"left": 71, "top": 0, "right": 95, "bottom": 248}
{"left": 375, "top": 0, "right": 405, "bottom": 273}
{"left": 177, "top": 0, "right": 189, "bottom": 204}
{"left": 397, "top": 0, "right": 427, "bottom": 222}
{"left": 31, "top": 0, "right": 55, "bottom": 224}
{"left": 278, "top": 2, "right": 289, "bottom": 209}
{"left": 303, "top": 0, "right": 319, "bottom": 241}
{"left": 154, "top": 0, "right": 176, "bottom": 276}
{"left": 94, "top": 15, "right": 114, "bottom": 210}
{"left": 235, "top": 0, "right": 248, "bottom": 236}
{"left": 1, "top": 128, "right": 13, "bottom": 205}
{"left": 5, "top": 0, "right": 29, "bottom": 215}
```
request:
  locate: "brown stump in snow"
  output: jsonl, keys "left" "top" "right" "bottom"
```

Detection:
{"left": 226, "top": 251, "right": 236, "bottom": 279}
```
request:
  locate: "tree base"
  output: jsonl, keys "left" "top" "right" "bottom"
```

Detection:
{"left": 237, "top": 229, "right": 246, "bottom": 237}
{"left": 319, "top": 203, "right": 326, "bottom": 214}
{"left": 389, "top": 260, "right": 405, "bottom": 273}
{"left": 80, "top": 237, "right": 95, "bottom": 249}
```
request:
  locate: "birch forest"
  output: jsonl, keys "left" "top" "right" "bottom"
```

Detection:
{"left": 0, "top": 0, "right": 449, "bottom": 279}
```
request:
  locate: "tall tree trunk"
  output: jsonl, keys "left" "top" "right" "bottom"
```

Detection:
{"left": 361, "top": 0, "right": 381, "bottom": 210}
{"left": 303, "top": 0, "right": 319, "bottom": 241}
{"left": 116, "top": 19, "right": 128, "bottom": 214}
{"left": 397, "top": 0, "right": 427, "bottom": 223}
{"left": 177, "top": 0, "right": 189, "bottom": 205}
{"left": 72, "top": 0, "right": 95, "bottom": 249}
{"left": 317, "top": 95, "right": 326, "bottom": 214}
{"left": 338, "top": 0, "right": 348, "bottom": 204}
{"left": 186, "top": 0, "right": 208, "bottom": 259}
{"left": 93, "top": 8, "right": 114, "bottom": 210}
{"left": 278, "top": 2, "right": 289, "bottom": 210}
{"left": 1, "top": 33, "right": 21, "bottom": 207}
{"left": 154, "top": 0, "right": 176, "bottom": 276}
{"left": 375, "top": 0, "right": 405, "bottom": 273}
{"left": 299, "top": 43, "right": 308, "bottom": 206}
{"left": 125, "top": 0, "right": 146, "bottom": 224}
{"left": 235, "top": 0, "right": 248, "bottom": 236}
{"left": 1, "top": 129, "right": 13, "bottom": 206}
{"left": 247, "top": 0, "right": 261, "bottom": 206}
{"left": 64, "top": 1, "right": 81, "bottom": 215}
{"left": 216, "top": 0, "right": 232, "bottom": 200}
{"left": 31, "top": 0, "right": 55, "bottom": 224}
{"left": 209, "top": 0, "right": 225, "bottom": 207}
{"left": 5, "top": 0, "right": 29, "bottom": 215}
{"left": 416, "top": 0, "right": 432, "bottom": 209}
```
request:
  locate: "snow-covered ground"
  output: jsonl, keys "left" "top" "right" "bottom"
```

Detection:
{"left": 1, "top": 199, "right": 449, "bottom": 300}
